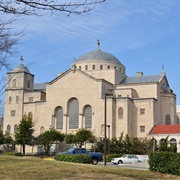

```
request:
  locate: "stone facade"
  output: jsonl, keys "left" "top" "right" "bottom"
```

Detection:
{"left": 3, "top": 46, "right": 177, "bottom": 146}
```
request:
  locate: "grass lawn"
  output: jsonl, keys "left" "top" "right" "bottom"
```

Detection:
{"left": 0, "top": 155, "right": 180, "bottom": 180}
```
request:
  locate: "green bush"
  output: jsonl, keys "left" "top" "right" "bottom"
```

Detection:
{"left": 149, "top": 152, "right": 180, "bottom": 175}
{"left": 106, "top": 154, "right": 124, "bottom": 162}
{"left": 55, "top": 154, "right": 91, "bottom": 164}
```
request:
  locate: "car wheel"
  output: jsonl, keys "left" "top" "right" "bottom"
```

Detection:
{"left": 91, "top": 158, "right": 98, "bottom": 165}
{"left": 137, "top": 160, "right": 141, "bottom": 163}
{"left": 118, "top": 160, "right": 123, "bottom": 164}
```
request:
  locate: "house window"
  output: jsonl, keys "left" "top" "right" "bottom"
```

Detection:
{"left": 140, "top": 126, "right": 145, "bottom": 133}
{"left": 140, "top": 108, "right": 145, "bottom": 115}
{"left": 16, "top": 96, "right": 19, "bottom": 104}
{"left": 92, "top": 65, "right": 95, "bottom": 70}
{"left": 11, "top": 110, "right": 16, "bottom": 117}
{"left": 85, "top": 65, "right": 88, "bottom": 70}
{"left": 100, "top": 65, "right": 103, "bottom": 70}
{"left": 165, "top": 114, "right": 171, "bottom": 125}
{"left": 29, "top": 97, "right": 33, "bottom": 102}
{"left": 9, "top": 96, "right": 12, "bottom": 104}
{"left": 118, "top": 107, "right": 123, "bottom": 119}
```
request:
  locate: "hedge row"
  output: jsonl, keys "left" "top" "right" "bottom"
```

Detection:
{"left": 149, "top": 152, "right": 180, "bottom": 175}
{"left": 55, "top": 154, "right": 91, "bottom": 164}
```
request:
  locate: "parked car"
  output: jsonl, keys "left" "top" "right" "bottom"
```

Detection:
{"left": 111, "top": 154, "right": 145, "bottom": 164}
{"left": 55, "top": 148, "right": 103, "bottom": 165}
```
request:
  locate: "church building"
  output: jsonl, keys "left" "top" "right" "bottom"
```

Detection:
{"left": 3, "top": 41, "right": 177, "bottom": 148}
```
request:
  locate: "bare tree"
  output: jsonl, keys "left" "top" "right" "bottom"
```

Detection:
{"left": 0, "top": 0, "right": 106, "bottom": 16}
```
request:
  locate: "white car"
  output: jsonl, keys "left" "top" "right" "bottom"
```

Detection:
{"left": 111, "top": 154, "right": 145, "bottom": 164}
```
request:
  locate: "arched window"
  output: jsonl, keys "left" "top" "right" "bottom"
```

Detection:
{"left": 176, "top": 115, "right": 179, "bottom": 124}
{"left": 107, "top": 65, "right": 110, "bottom": 69}
{"left": 85, "top": 65, "right": 88, "bottom": 70}
{"left": 170, "top": 138, "right": 177, "bottom": 145}
{"left": 55, "top": 106, "right": 63, "bottom": 129}
{"left": 84, "top": 105, "right": 92, "bottom": 129}
{"left": 27, "top": 80, "right": 30, "bottom": 88}
{"left": 16, "top": 96, "right": 19, "bottom": 104}
{"left": 79, "top": 66, "right": 81, "bottom": 70}
{"left": 92, "top": 65, "right": 95, "bottom": 70}
{"left": 7, "top": 124, "right": 11, "bottom": 134}
{"left": 68, "top": 98, "right": 79, "bottom": 129}
{"left": 12, "top": 79, "right": 16, "bottom": 87}
{"left": 28, "top": 112, "right": 33, "bottom": 119}
{"left": 165, "top": 114, "right": 171, "bottom": 125}
{"left": 100, "top": 65, "right": 103, "bottom": 70}
{"left": 14, "top": 124, "right": 18, "bottom": 133}
{"left": 40, "top": 126, "right": 45, "bottom": 134}
{"left": 9, "top": 96, "right": 12, "bottom": 104}
{"left": 160, "top": 138, "right": 165, "bottom": 144}
{"left": 118, "top": 107, "right": 123, "bottom": 119}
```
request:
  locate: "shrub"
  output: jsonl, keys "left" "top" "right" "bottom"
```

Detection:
{"left": 3, "top": 152, "right": 23, "bottom": 156}
{"left": 55, "top": 154, "right": 91, "bottom": 164}
{"left": 149, "top": 152, "right": 180, "bottom": 175}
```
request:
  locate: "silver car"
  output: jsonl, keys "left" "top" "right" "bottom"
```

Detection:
{"left": 111, "top": 154, "right": 144, "bottom": 164}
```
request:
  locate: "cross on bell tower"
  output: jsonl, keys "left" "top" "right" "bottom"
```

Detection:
{"left": 20, "top": 56, "right": 23, "bottom": 64}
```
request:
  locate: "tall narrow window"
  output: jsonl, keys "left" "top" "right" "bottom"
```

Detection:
{"left": 84, "top": 105, "right": 92, "bottom": 129}
{"left": 165, "top": 114, "right": 171, "bottom": 125}
{"left": 92, "top": 65, "right": 95, "bottom": 70}
{"left": 7, "top": 125, "right": 11, "bottom": 134}
{"left": 118, "top": 107, "right": 123, "bottom": 119}
{"left": 9, "top": 96, "right": 12, "bottom": 104}
{"left": 68, "top": 98, "right": 79, "bottom": 129}
{"left": 140, "top": 108, "right": 145, "bottom": 115}
{"left": 16, "top": 96, "right": 19, "bottom": 104}
{"left": 107, "top": 65, "right": 110, "bottom": 69}
{"left": 85, "top": 65, "right": 88, "bottom": 70}
{"left": 79, "top": 66, "right": 81, "bottom": 70}
{"left": 40, "top": 126, "right": 45, "bottom": 134}
{"left": 28, "top": 112, "right": 33, "bottom": 119}
{"left": 12, "top": 79, "right": 16, "bottom": 87}
{"left": 100, "top": 65, "right": 103, "bottom": 70}
{"left": 27, "top": 80, "right": 30, "bottom": 88}
{"left": 14, "top": 124, "right": 18, "bottom": 133}
{"left": 55, "top": 107, "right": 63, "bottom": 129}
{"left": 140, "top": 126, "right": 145, "bottom": 133}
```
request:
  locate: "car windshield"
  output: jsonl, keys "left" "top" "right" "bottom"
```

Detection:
{"left": 122, "top": 155, "right": 127, "bottom": 158}
{"left": 67, "top": 148, "right": 75, "bottom": 153}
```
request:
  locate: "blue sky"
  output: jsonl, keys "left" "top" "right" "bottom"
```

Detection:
{"left": 2, "top": 0, "right": 180, "bottom": 104}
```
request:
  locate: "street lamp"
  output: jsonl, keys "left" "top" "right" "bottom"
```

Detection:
{"left": 104, "top": 93, "right": 113, "bottom": 166}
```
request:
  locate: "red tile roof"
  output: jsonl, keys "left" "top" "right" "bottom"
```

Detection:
{"left": 149, "top": 125, "right": 180, "bottom": 134}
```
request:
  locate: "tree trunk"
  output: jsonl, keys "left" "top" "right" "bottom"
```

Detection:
{"left": 23, "top": 144, "right": 26, "bottom": 155}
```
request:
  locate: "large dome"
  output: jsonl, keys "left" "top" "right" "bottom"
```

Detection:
{"left": 76, "top": 50, "right": 122, "bottom": 65}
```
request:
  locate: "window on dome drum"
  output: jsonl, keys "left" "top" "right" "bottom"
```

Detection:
{"left": 79, "top": 66, "right": 81, "bottom": 70}
{"left": 28, "top": 112, "right": 33, "bottom": 119}
{"left": 68, "top": 98, "right": 79, "bottom": 129}
{"left": 100, "top": 65, "right": 103, "bottom": 70}
{"left": 14, "top": 124, "right": 18, "bottom": 133}
{"left": 85, "top": 65, "right": 88, "bottom": 70}
{"left": 107, "top": 65, "right": 110, "bottom": 69}
{"left": 29, "top": 97, "right": 33, "bottom": 102}
{"left": 140, "top": 108, "right": 145, "bottom": 115}
{"left": 92, "top": 65, "right": 95, "bottom": 70}
{"left": 55, "top": 107, "right": 63, "bottom": 129}
{"left": 165, "top": 114, "right": 171, "bottom": 125}
{"left": 9, "top": 96, "right": 12, "bottom": 104}
{"left": 11, "top": 110, "right": 15, "bottom": 117}
{"left": 16, "top": 96, "right": 19, "bottom": 104}
{"left": 12, "top": 79, "right": 16, "bottom": 87}
{"left": 118, "top": 107, "right": 123, "bottom": 119}
{"left": 140, "top": 126, "right": 145, "bottom": 133}
{"left": 27, "top": 80, "right": 30, "bottom": 88}
{"left": 84, "top": 105, "right": 92, "bottom": 129}
{"left": 7, "top": 124, "right": 11, "bottom": 134}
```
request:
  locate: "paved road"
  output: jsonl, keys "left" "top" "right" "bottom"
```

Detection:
{"left": 97, "top": 161, "right": 149, "bottom": 170}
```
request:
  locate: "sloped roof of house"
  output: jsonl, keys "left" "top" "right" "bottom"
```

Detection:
{"left": 149, "top": 125, "right": 180, "bottom": 134}
{"left": 34, "top": 83, "right": 46, "bottom": 90}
